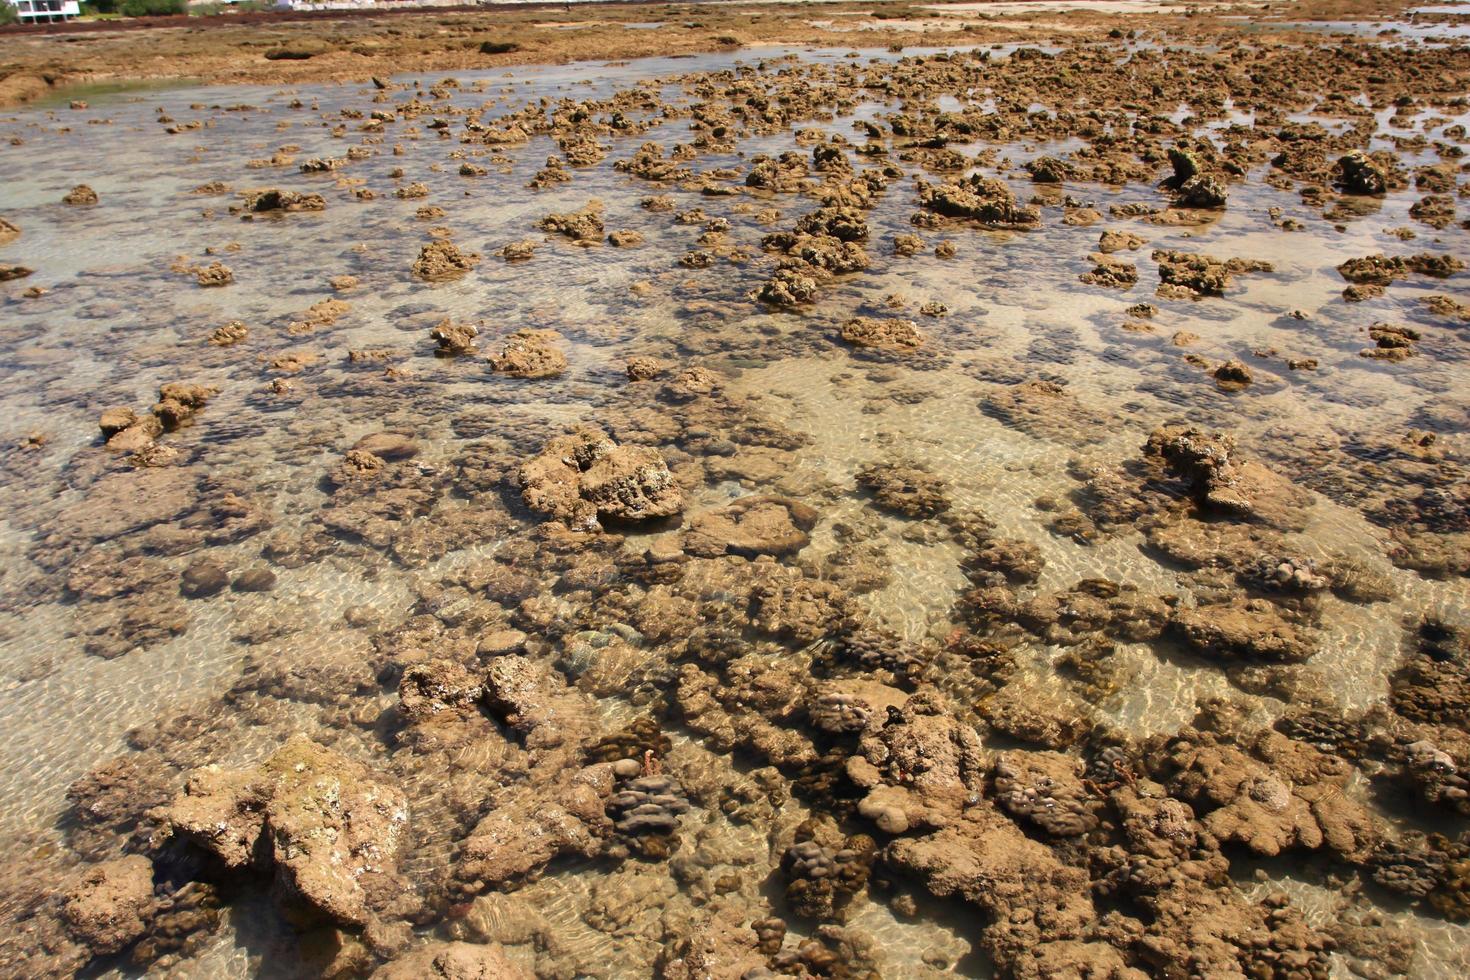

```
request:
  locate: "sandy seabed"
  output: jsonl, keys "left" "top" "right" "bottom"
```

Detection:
{"left": 2, "top": 1, "right": 1470, "bottom": 977}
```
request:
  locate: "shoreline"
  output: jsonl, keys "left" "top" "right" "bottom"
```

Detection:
{"left": 0, "top": 0, "right": 1433, "bottom": 109}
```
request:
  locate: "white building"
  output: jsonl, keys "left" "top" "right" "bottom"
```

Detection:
{"left": 10, "top": 0, "right": 82, "bottom": 22}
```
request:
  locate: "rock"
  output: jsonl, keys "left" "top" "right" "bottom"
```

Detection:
{"left": 1098, "top": 229, "right": 1147, "bottom": 253}
{"left": 180, "top": 561, "right": 229, "bottom": 598}
{"left": 916, "top": 174, "right": 1040, "bottom": 228}
{"left": 682, "top": 495, "right": 819, "bottom": 558}
{"left": 210, "top": 320, "right": 248, "bottom": 346}
{"left": 992, "top": 751, "right": 1097, "bottom": 837}
{"left": 1171, "top": 599, "right": 1315, "bottom": 663}
{"left": 1213, "top": 359, "right": 1253, "bottom": 389}
{"left": 1026, "top": 155, "right": 1074, "bottom": 183}
{"left": 232, "top": 567, "right": 277, "bottom": 592}
{"left": 370, "top": 941, "right": 531, "bottom": 980}
{"left": 61, "top": 855, "right": 156, "bottom": 955}
{"left": 1335, "top": 150, "right": 1387, "bottom": 196}
{"left": 412, "top": 240, "right": 480, "bottom": 282}
{"left": 163, "top": 735, "right": 409, "bottom": 926}
{"left": 153, "top": 382, "right": 218, "bottom": 430}
{"left": 0, "top": 263, "right": 33, "bottom": 281}
{"left": 839, "top": 316, "right": 923, "bottom": 353}
{"left": 54, "top": 467, "right": 196, "bottom": 543}
{"left": 519, "top": 426, "right": 683, "bottom": 530}
{"left": 241, "top": 188, "right": 325, "bottom": 213}
{"left": 500, "top": 239, "right": 536, "bottom": 262}
{"left": 1175, "top": 173, "right": 1228, "bottom": 209}
{"left": 607, "top": 773, "right": 690, "bottom": 836}
{"left": 193, "top": 262, "right": 233, "bottom": 288}
{"left": 539, "top": 201, "right": 604, "bottom": 241}
{"left": 456, "top": 776, "right": 611, "bottom": 889}
{"left": 0, "top": 216, "right": 19, "bottom": 244}
{"left": 63, "top": 184, "right": 99, "bottom": 205}
{"left": 660, "top": 366, "right": 721, "bottom": 402}
{"left": 758, "top": 267, "right": 819, "bottom": 306}
{"left": 487, "top": 329, "right": 567, "bottom": 379}
{"left": 625, "top": 356, "right": 665, "bottom": 381}
{"left": 431, "top": 319, "right": 478, "bottom": 355}
{"left": 1153, "top": 250, "right": 1272, "bottom": 298}
{"left": 856, "top": 461, "right": 950, "bottom": 518}
{"left": 398, "top": 659, "right": 484, "bottom": 723}
{"left": 351, "top": 432, "right": 417, "bottom": 460}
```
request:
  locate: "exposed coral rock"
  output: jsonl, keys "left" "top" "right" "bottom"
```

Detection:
{"left": 1337, "top": 252, "right": 1464, "bottom": 286}
{"left": 1079, "top": 252, "right": 1138, "bottom": 288}
{"left": 63, "top": 184, "right": 99, "bottom": 205}
{"left": 163, "top": 735, "right": 410, "bottom": 926}
{"left": 431, "top": 319, "right": 478, "bottom": 355}
{"left": 193, "top": 261, "right": 233, "bottom": 288}
{"left": 1144, "top": 427, "right": 1310, "bottom": 527}
{"left": 487, "top": 329, "right": 567, "bottom": 379}
{"left": 1334, "top": 150, "right": 1388, "bottom": 196}
{"left": 1153, "top": 250, "right": 1272, "bottom": 297}
{"left": 839, "top": 316, "right": 923, "bottom": 353}
{"left": 916, "top": 173, "right": 1040, "bottom": 228}
{"left": 624, "top": 356, "right": 665, "bottom": 381}
{"left": 519, "top": 426, "right": 683, "bottom": 530}
{"left": 539, "top": 201, "right": 604, "bottom": 241}
{"left": 757, "top": 267, "right": 818, "bottom": 306}
{"left": 153, "top": 382, "right": 218, "bottom": 430}
{"left": 413, "top": 240, "right": 480, "bottom": 282}
{"left": 241, "top": 188, "right": 326, "bottom": 213}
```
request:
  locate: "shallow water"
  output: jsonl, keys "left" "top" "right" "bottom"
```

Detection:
{"left": 1, "top": 34, "right": 1469, "bottom": 980}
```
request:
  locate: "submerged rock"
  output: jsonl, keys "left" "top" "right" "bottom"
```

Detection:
{"left": 61, "top": 855, "right": 156, "bottom": 955}
{"left": 682, "top": 495, "right": 819, "bottom": 558}
{"left": 371, "top": 941, "right": 531, "bottom": 980}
